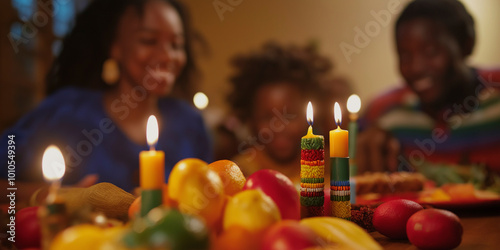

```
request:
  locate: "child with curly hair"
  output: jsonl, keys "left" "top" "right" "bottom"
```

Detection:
{"left": 227, "top": 42, "right": 352, "bottom": 184}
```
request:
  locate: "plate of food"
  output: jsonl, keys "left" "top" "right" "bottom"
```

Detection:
{"left": 354, "top": 171, "right": 500, "bottom": 210}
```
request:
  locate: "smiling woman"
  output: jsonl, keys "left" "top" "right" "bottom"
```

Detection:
{"left": 0, "top": 0, "right": 213, "bottom": 202}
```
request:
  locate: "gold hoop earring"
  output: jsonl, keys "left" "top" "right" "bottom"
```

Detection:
{"left": 102, "top": 58, "right": 120, "bottom": 85}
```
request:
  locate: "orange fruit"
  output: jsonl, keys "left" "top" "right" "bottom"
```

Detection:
{"left": 168, "top": 158, "right": 225, "bottom": 231}
{"left": 128, "top": 196, "right": 141, "bottom": 219}
{"left": 208, "top": 160, "right": 246, "bottom": 196}
{"left": 441, "top": 183, "right": 475, "bottom": 200}
{"left": 420, "top": 188, "right": 452, "bottom": 202}
{"left": 162, "top": 183, "right": 178, "bottom": 208}
{"left": 212, "top": 226, "right": 264, "bottom": 250}
{"left": 223, "top": 189, "right": 281, "bottom": 232}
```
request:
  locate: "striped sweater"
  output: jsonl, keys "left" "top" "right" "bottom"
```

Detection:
{"left": 362, "top": 68, "right": 500, "bottom": 173}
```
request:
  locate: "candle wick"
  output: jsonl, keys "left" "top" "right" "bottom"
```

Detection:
{"left": 307, "top": 119, "right": 313, "bottom": 127}
{"left": 150, "top": 145, "right": 155, "bottom": 151}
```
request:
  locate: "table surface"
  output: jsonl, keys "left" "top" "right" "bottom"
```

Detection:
{"left": 370, "top": 209, "right": 500, "bottom": 249}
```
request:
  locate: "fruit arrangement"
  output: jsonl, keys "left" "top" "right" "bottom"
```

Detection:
{"left": 18, "top": 159, "right": 467, "bottom": 250}
{"left": 19, "top": 158, "right": 386, "bottom": 250}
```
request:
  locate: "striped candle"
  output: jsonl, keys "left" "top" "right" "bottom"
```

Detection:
{"left": 300, "top": 102, "right": 325, "bottom": 218}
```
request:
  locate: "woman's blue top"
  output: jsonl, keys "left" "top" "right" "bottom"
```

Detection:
{"left": 1, "top": 87, "right": 213, "bottom": 192}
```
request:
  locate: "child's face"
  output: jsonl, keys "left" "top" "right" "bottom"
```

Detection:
{"left": 112, "top": 0, "right": 186, "bottom": 96}
{"left": 251, "top": 82, "right": 308, "bottom": 164}
{"left": 396, "top": 18, "right": 469, "bottom": 108}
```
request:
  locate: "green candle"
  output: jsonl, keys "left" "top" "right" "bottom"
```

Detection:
{"left": 347, "top": 95, "right": 361, "bottom": 205}
{"left": 348, "top": 120, "right": 358, "bottom": 159}
{"left": 347, "top": 94, "right": 361, "bottom": 176}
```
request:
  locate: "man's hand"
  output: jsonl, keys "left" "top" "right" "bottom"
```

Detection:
{"left": 357, "top": 126, "right": 400, "bottom": 173}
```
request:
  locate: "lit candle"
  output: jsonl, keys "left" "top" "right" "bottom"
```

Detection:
{"left": 193, "top": 92, "right": 209, "bottom": 110}
{"left": 329, "top": 102, "right": 351, "bottom": 220}
{"left": 139, "top": 115, "right": 165, "bottom": 216}
{"left": 40, "top": 145, "right": 68, "bottom": 250}
{"left": 300, "top": 102, "right": 325, "bottom": 218}
{"left": 140, "top": 115, "right": 165, "bottom": 189}
{"left": 41, "top": 145, "right": 65, "bottom": 203}
{"left": 304, "top": 102, "right": 315, "bottom": 138}
{"left": 347, "top": 94, "right": 361, "bottom": 161}
{"left": 329, "top": 102, "right": 349, "bottom": 158}
{"left": 347, "top": 94, "right": 361, "bottom": 205}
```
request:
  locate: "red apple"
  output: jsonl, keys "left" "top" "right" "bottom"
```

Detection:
{"left": 407, "top": 209, "right": 463, "bottom": 250}
{"left": 261, "top": 220, "right": 321, "bottom": 250}
{"left": 372, "top": 199, "right": 423, "bottom": 239}
{"left": 243, "top": 169, "right": 300, "bottom": 220}
{"left": 14, "top": 206, "right": 41, "bottom": 249}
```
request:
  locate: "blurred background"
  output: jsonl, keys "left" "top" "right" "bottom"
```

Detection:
{"left": 1, "top": 0, "right": 499, "bottom": 133}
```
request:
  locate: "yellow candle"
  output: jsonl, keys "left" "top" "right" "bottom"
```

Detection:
{"left": 329, "top": 102, "right": 349, "bottom": 158}
{"left": 140, "top": 115, "right": 165, "bottom": 189}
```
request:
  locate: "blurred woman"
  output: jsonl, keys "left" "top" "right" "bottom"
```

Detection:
{"left": 0, "top": 0, "right": 212, "bottom": 199}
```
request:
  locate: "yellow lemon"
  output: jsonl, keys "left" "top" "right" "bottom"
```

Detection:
{"left": 50, "top": 224, "right": 104, "bottom": 250}
{"left": 168, "top": 158, "right": 225, "bottom": 230}
{"left": 223, "top": 189, "right": 281, "bottom": 232}
{"left": 212, "top": 225, "right": 265, "bottom": 250}
{"left": 98, "top": 226, "right": 130, "bottom": 250}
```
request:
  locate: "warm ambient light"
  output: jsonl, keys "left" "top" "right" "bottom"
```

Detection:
{"left": 334, "top": 102, "right": 342, "bottom": 127}
{"left": 193, "top": 92, "right": 209, "bottom": 110}
{"left": 306, "top": 101, "right": 313, "bottom": 126}
{"left": 347, "top": 94, "right": 361, "bottom": 114}
{"left": 146, "top": 115, "right": 159, "bottom": 149}
{"left": 42, "top": 145, "right": 65, "bottom": 182}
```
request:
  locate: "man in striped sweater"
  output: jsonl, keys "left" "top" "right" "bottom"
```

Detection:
{"left": 357, "top": 0, "right": 500, "bottom": 175}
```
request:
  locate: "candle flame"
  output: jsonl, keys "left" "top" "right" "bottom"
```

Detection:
{"left": 347, "top": 94, "right": 361, "bottom": 114}
{"left": 193, "top": 92, "right": 209, "bottom": 110}
{"left": 42, "top": 145, "right": 65, "bottom": 182}
{"left": 147, "top": 115, "right": 159, "bottom": 148}
{"left": 334, "top": 102, "right": 342, "bottom": 127}
{"left": 306, "top": 101, "right": 313, "bottom": 126}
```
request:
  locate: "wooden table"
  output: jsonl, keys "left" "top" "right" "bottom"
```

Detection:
{"left": 370, "top": 209, "right": 500, "bottom": 249}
